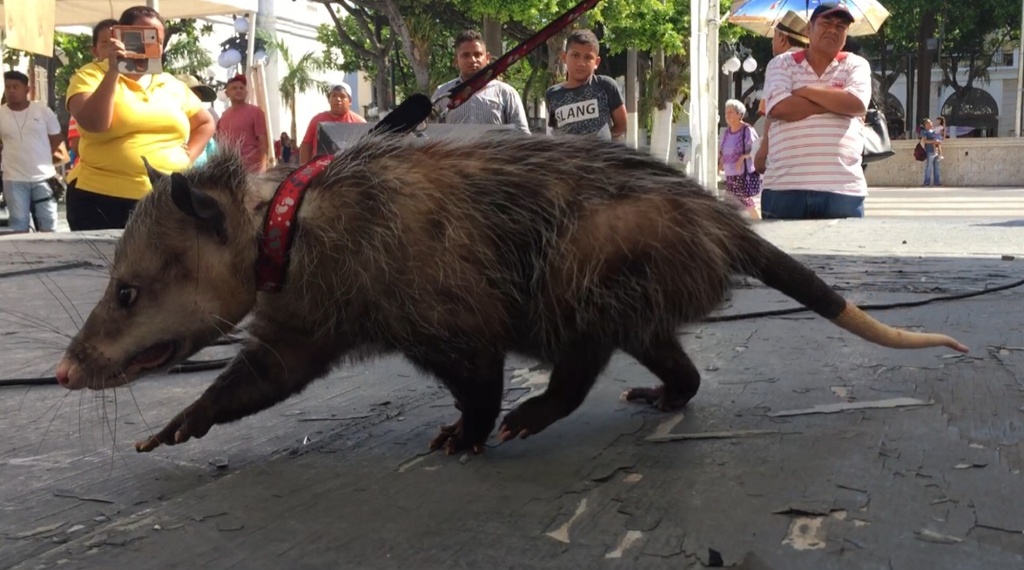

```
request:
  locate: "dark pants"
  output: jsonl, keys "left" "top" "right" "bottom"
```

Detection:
{"left": 66, "top": 181, "right": 138, "bottom": 231}
{"left": 761, "top": 189, "right": 865, "bottom": 220}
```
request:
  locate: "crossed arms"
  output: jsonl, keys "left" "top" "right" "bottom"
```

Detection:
{"left": 769, "top": 85, "right": 866, "bottom": 122}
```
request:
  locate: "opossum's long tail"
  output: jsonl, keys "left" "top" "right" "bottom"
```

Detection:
{"left": 735, "top": 231, "right": 970, "bottom": 353}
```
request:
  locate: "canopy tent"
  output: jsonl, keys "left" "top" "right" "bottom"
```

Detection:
{"left": 0, "top": 0, "right": 256, "bottom": 30}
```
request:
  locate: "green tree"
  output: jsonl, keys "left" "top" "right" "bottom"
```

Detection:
{"left": 316, "top": 0, "right": 506, "bottom": 109}
{"left": 267, "top": 39, "right": 329, "bottom": 141}
{"left": 861, "top": 0, "right": 1021, "bottom": 128}
{"left": 314, "top": 1, "right": 396, "bottom": 111}
{"left": 163, "top": 18, "right": 216, "bottom": 77}
{"left": 315, "top": 0, "right": 463, "bottom": 97}
{"left": 935, "top": 0, "right": 1021, "bottom": 123}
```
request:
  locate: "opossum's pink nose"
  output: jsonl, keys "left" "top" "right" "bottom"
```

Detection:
{"left": 55, "top": 358, "right": 81, "bottom": 389}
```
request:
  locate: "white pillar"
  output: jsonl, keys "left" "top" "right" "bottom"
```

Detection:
{"left": 626, "top": 48, "right": 639, "bottom": 149}
{"left": 246, "top": 12, "right": 257, "bottom": 70}
{"left": 690, "top": 0, "right": 720, "bottom": 191}
{"left": 649, "top": 48, "right": 674, "bottom": 163}
{"left": 257, "top": 0, "right": 282, "bottom": 139}
{"left": 1016, "top": 0, "right": 1024, "bottom": 136}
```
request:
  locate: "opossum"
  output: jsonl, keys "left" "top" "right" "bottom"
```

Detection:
{"left": 54, "top": 117, "right": 968, "bottom": 456}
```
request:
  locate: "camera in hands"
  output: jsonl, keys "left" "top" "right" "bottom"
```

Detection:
{"left": 112, "top": 25, "right": 162, "bottom": 75}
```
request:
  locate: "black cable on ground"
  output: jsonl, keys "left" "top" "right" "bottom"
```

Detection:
{"left": 168, "top": 357, "right": 236, "bottom": 373}
{"left": 2, "top": 278, "right": 1022, "bottom": 388}
{"left": 0, "top": 260, "right": 99, "bottom": 280}
{"left": 705, "top": 276, "right": 1024, "bottom": 323}
{"left": 0, "top": 377, "right": 55, "bottom": 387}
{"left": 0, "top": 357, "right": 239, "bottom": 387}
{"left": 0, "top": 336, "right": 247, "bottom": 387}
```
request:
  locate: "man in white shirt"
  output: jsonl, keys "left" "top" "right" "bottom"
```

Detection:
{"left": 1, "top": 71, "right": 63, "bottom": 232}
{"left": 431, "top": 30, "right": 531, "bottom": 135}
{"left": 760, "top": 3, "right": 872, "bottom": 219}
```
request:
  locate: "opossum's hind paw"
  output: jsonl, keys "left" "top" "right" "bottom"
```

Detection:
{"left": 622, "top": 385, "right": 693, "bottom": 411}
{"left": 428, "top": 416, "right": 485, "bottom": 455}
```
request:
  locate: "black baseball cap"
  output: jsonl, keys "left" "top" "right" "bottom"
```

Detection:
{"left": 810, "top": 2, "right": 855, "bottom": 24}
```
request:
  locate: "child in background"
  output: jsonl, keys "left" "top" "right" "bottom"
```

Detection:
{"left": 934, "top": 116, "right": 946, "bottom": 160}
{"left": 544, "top": 29, "right": 626, "bottom": 141}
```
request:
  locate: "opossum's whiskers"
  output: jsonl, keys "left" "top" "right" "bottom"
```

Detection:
{"left": 103, "top": 383, "right": 123, "bottom": 476}
{"left": 5, "top": 347, "right": 64, "bottom": 382}
{"left": 46, "top": 277, "right": 85, "bottom": 331}
{"left": 11, "top": 335, "right": 70, "bottom": 352}
{"left": 122, "top": 376, "right": 153, "bottom": 434}
{"left": 79, "top": 387, "right": 91, "bottom": 456}
{"left": 0, "top": 308, "right": 74, "bottom": 339}
{"left": 83, "top": 236, "right": 114, "bottom": 270}
{"left": 95, "top": 370, "right": 134, "bottom": 462}
{"left": 9, "top": 243, "right": 86, "bottom": 331}
{"left": 34, "top": 388, "right": 71, "bottom": 455}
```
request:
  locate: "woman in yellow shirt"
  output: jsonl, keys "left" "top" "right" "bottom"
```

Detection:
{"left": 65, "top": 5, "right": 215, "bottom": 231}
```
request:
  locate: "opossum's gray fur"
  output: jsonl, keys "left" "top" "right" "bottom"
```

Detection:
{"left": 61, "top": 128, "right": 967, "bottom": 454}
{"left": 162, "top": 132, "right": 746, "bottom": 359}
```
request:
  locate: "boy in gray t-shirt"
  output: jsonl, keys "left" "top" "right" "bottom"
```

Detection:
{"left": 545, "top": 29, "right": 626, "bottom": 140}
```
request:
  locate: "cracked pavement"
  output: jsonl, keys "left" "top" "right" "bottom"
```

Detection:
{"left": 1, "top": 217, "right": 1022, "bottom": 569}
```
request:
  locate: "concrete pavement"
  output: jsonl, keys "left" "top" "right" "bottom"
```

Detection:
{"left": 1, "top": 216, "right": 1022, "bottom": 569}
{"left": 864, "top": 186, "right": 1024, "bottom": 218}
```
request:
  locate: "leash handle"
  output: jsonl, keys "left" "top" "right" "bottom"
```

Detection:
{"left": 440, "top": 0, "right": 604, "bottom": 112}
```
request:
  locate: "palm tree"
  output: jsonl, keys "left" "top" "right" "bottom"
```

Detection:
{"left": 267, "top": 39, "right": 328, "bottom": 141}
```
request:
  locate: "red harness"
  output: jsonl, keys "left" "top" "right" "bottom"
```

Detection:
{"left": 255, "top": 154, "right": 333, "bottom": 292}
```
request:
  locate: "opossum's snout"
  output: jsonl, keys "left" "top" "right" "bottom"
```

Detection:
{"left": 56, "top": 333, "right": 187, "bottom": 390}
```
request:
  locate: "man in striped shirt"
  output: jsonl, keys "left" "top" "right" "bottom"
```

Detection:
{"left": 432, "top": 30, "right": 531, "bottom": 135}
{"left": 760, "top": 2, "right": 872, "bottom": 219}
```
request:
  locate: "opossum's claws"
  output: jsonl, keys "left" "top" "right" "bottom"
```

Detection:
{"left": 622, "top": 386, "right": 692, "bottom": 411}
{"left": 499, "top": 398, "right": 560, "bottom": 442}
{"left": 134, "top": 436, "right": 163, "bottom": 453}
{"left": 429, "top": 415, "right": 486, "bottom": 455}
{"left": 496, "top": 427, "right": 531, "bottom": 442}
{"left": 134, "top": 407, "right": 214, "bottom": 452}
{"left": 429, "top": 418, "right": 462, "bottom": 451}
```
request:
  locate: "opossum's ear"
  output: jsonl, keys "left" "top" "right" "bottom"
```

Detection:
{"left": 370, "top": 93, "right": 433, "bottom": 135}
{"left": 141, "top": 156, "right": 166, "bottom": 188}
{"left": 170, "top": 173, "right": 228, "bottom": 244}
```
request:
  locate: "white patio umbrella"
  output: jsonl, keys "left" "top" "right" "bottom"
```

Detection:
{"left": 726, "top": 0, "right": 890, "bottom": 37}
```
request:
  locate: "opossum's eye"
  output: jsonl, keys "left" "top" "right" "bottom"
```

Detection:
{"left": 116, "top": 285, "right": 138, "bottom": 309}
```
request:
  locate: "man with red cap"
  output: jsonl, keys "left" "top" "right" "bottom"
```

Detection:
{"left": 216, "top": 73, "right": 269, "bottom": 173}
{"left": 760, "top": 2, "right": 871, "bottom": 220}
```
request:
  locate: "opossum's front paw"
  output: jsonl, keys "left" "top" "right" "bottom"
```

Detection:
{"left": 134, "top": 408, "right": 214, "bottom": 452}
{"left": 622, "top": 385, "right": 693, "bottom": 411}
{"left": 428, "top": 415, "right": 486, "bottom": 455}
{"left": 497, "top": 398, "right": 560, "bottom": 442}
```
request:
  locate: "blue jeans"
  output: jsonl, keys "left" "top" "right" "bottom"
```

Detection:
{"left": 761, "top": 189, "right": 865, "bottom": 220}
{"left": 923, "top": 155, "right": 940, "bottom": 186}
{"left": 2, "top": 180, "right": 57, "bottom": 232}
